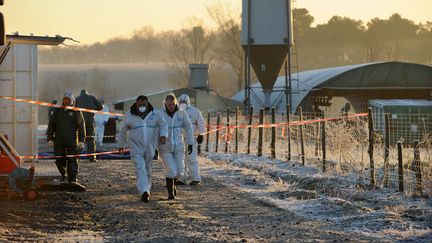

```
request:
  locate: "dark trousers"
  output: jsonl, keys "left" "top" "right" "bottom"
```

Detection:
{"left": 84, "top": 118, "right": 96, "bottom": 160}
{"left": 54, "top": 144, "right": 79, "bottom": 182}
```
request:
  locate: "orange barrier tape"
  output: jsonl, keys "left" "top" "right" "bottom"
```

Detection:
{"left": 20, "top": 149, "right": 130, "bottom": 160}
{"left": 0, "top": 96, "right": 124, "bottom": 117}
{"left": 201, "top": 113, "right": 368, "bottom": 138}
{"left": 37, "top": 135, "right": 118, "bottom": 138}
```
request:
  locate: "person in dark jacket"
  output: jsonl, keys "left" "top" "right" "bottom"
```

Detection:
{"left": 75, "top": 89, "right": 103, "bottom": 162}
{"left": 48, "top": 100, "right": 57, "bottom": 120}
{"left": 46, "top": 91, "right": 86, "bottom": 190}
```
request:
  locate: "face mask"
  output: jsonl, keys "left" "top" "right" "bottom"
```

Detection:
{"left": 138, "top": 106, "right": 146, "bottom": 113}
{"left": 179, "top": 103, "right": 187, "bottom": 111}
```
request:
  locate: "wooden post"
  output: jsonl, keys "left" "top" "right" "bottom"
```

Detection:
{"left": 215, "top": 112, "right": 221, "bottom": 153}
{"left": 247, "top": 106, "right": 253, "bottom": 154}
{"left": 383, "top": 113, "right": 390, "bottom": 187}
{"left": 258, "top": 108, "right": 264, "bottom": 157}
{"left": 271, "top": 107, "right": 276, "bottom": 159}
{"left": 286, "top": 105, "right": 291, "bottom": 161}
{"left": 413, "top": 140, "right": 422, "bottom": 195}
{"left": 299, "top": 106, "right": 305, "bottom": 165}
{"left": 321, "top": 111, "right": 326, "bottom": 172}
{"left": 235, "top": 107, "right": 239, "bottom": 154}
{"left": 368, "top": 107, "right": 375, "bottom": 187}
{"left": 225, "top": 108, "right": 230, "bottom": 153}
{"left": 397, "top": 142, "right": 403, "bottom": 192}
{"left": 206, "top": 112, "right": 210, "bottom": 152}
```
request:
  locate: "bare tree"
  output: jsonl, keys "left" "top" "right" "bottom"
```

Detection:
{"left": 207, "top": 1, "right": 245, "bottom": 91}
{"left": 165, "top": 17, "right": 215, "bottom": 87}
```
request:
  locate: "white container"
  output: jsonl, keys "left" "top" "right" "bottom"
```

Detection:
{"left": 0, "top": 44, "right": 38, "bottom": 158}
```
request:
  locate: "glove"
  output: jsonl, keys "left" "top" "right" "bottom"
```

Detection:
{"left": 48, "top": 140, "right": 54, "bottom": 148}
{"left": 196, "top": 135, "right": 204, "bottom": 144}
{"left": 118, "top": 148, "right": 124, "bottom": 155}
{"left": 187, "top": 145, "right": 193, "bottom": 155}
{"left": 78, "top": 142, "right": 85, "bottom": 150}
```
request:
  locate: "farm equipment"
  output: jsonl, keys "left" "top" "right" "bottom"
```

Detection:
{"left": 0, "top": 134, "right": 38, "bottom": 200}
{"left": 1, "top": 134, "right": 62, "bottom": 200}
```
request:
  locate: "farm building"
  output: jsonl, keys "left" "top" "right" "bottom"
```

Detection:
{"left": 232, "top": 61, "right": 432, "bottom": 114}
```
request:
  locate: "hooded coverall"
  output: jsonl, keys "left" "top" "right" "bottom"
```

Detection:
{"left": 178, "top": 94, "right": 206, "bottom": 183}
{"left": 118, "top": 103, "right": 168, "bottom": 196}
{"left": 158, "top": 105, "right": 194, "bottom": 179}
{"left": 95, "top": 105, "right": 110, "bottom": 148}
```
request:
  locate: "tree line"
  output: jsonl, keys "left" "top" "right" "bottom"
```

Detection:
{"left": 39, "top": 2, "right": 432, "bottom": 96}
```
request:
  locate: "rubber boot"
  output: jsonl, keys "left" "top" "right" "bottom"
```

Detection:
{"left": 141, "top": 192, "right": 150, "bottom": 202}
{"left": 166, "top": 178, "right": 175, "bottom": 200}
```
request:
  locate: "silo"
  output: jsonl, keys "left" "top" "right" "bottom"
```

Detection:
{"left": 242, "top": 0, "right": 293, "bottom": 109}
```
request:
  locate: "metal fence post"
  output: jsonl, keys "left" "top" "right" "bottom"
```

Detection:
{"left": 413, "top": 140, "right": 422, "bottom": 195}
{"left": 235, "top": 107, "right": 239, "bottom": 154}
{"left": 321, "top": 111, "right": 326, "bottom": 172}
{"left": 299, "top": 106, "right": 305, "bottom": 165}
{"left": 368, "top": 107, "right": 375, "bottom": 187}
{"left": 271, "top": 107, "right": 276, "bottom": 159}
{"left": 383, "top": 113, "right": 390, "bottom": 187}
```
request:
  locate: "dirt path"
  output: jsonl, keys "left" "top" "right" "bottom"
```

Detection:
{"left": 1, "top": 159, "right": 380, "bottom": 242}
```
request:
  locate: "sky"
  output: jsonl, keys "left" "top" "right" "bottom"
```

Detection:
{"left": 2, "top": 0, "right": 432, "bottom": 45}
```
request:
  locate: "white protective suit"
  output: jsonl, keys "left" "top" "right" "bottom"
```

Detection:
{"left": 178, "top": 94, "right": 206, "bottom": 182}
{"left": 158, "top": 103, "right": 194, "bottom": 179}
{"left": 118, "top": 106, "right": 168, "bottom": 196}
{"left": 95, "top": 105, "right": 110, "bottom": 146}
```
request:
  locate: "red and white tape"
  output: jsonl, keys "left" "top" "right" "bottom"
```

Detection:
{"left": 0, "top": 96, "right": 124, "bottom": 117}
{"left": 20, "top": 149, "right": 130, "bottom": 160}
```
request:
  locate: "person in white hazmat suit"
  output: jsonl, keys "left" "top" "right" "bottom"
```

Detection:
{"left": 158, "top": 93, "right": 194, "bottom": 200}
{"left": 177, "top": 93, "right": 206, "bottom": 186}
{"left": 118, "top": 95, "right": 168, "bottom": 202}
{"left": 95, "top": 97, "right": 110, "bottom": 150}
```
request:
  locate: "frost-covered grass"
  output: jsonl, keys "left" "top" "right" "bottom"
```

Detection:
{"left": 200, "top": 152, "right": 432, "bottom": 242}
{"left": 205, "top": 113, "right": 432, "bottom": 196}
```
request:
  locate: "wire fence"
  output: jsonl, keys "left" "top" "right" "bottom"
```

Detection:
{"left": 204, "top": 108, "right": 432, "bottom": 197}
